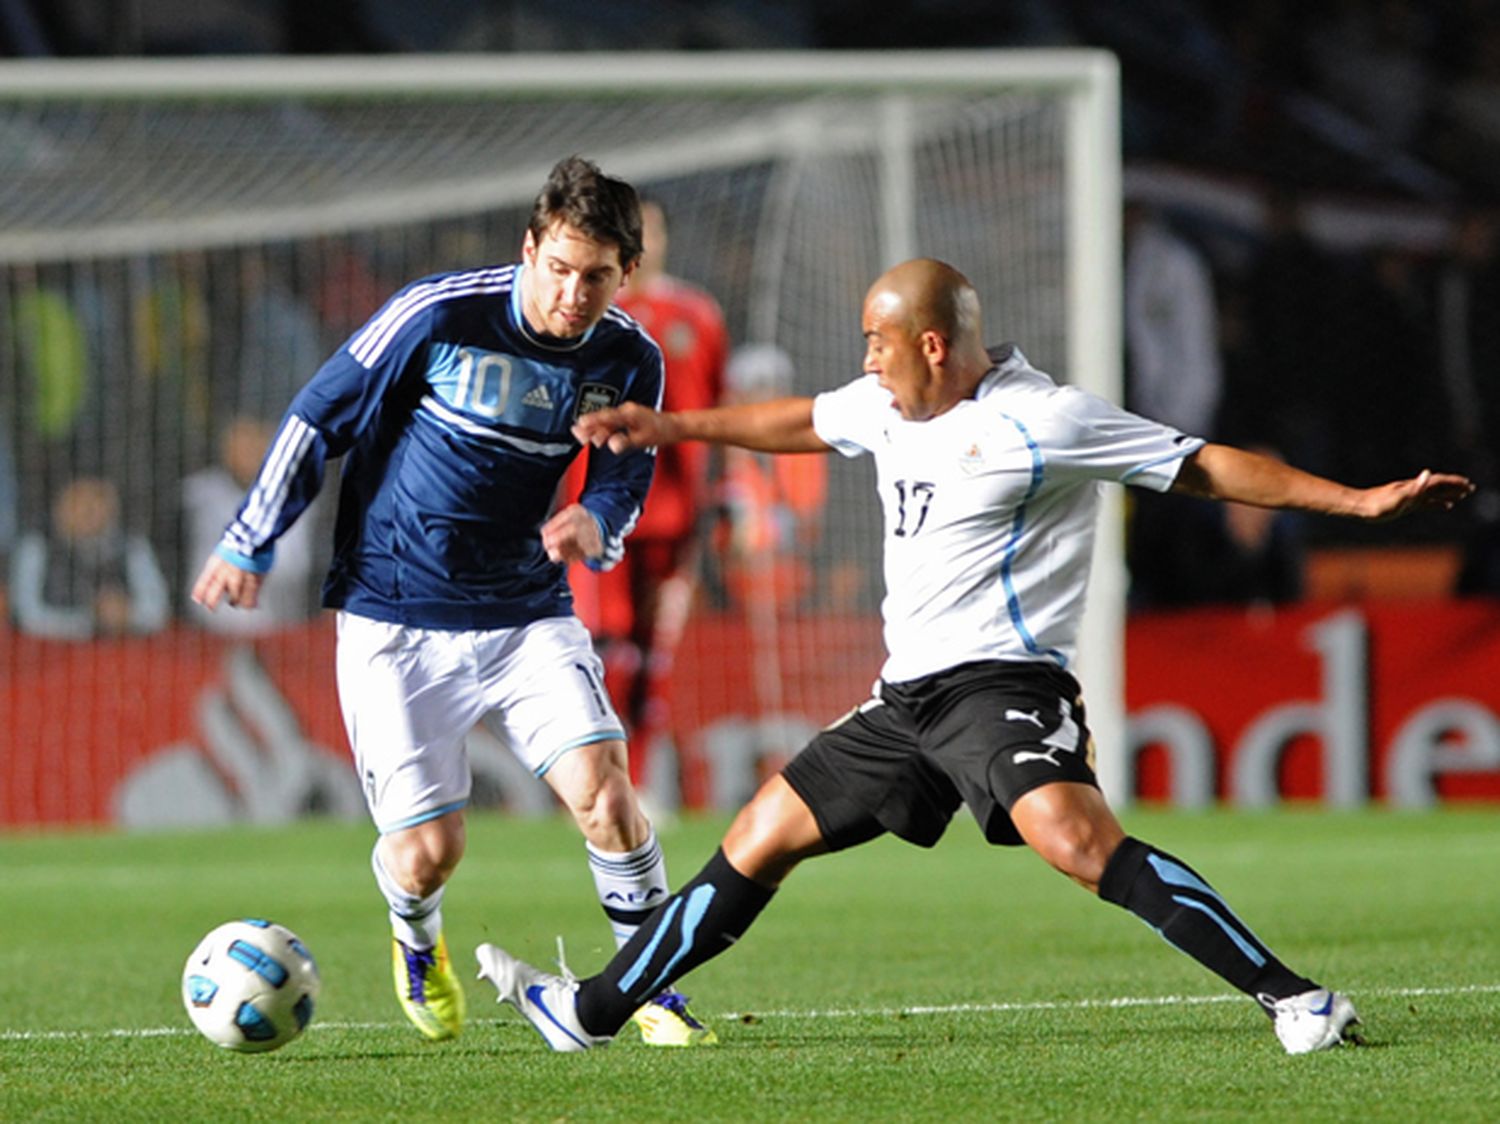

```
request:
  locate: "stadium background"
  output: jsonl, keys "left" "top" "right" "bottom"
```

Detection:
{"left": 3, "top": 0, "right": 1500, "bottom": 829}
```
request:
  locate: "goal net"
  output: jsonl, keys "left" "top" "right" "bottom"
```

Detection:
{"left": 0, "top": 51, "right": 1121, "bottom": 826}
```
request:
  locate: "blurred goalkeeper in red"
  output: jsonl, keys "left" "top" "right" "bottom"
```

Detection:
{"left": 565, "top": 198, "right": 728, "bottom": 799}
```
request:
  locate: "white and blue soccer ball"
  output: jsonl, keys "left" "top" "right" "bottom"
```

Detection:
{"left": 182, "top": 919, "right": 320, "bottom": 1053}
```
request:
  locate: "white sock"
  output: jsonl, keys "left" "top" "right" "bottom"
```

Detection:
{"left": 586, "top": 827, "right": 670, "bottom": 948}
{"left": 371, "top": 842, "right": 445, "bottom": 950}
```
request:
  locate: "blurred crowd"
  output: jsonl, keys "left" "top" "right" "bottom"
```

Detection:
{"left": 5, "top": 0, "right": 1500, "bottom": 624}
{"left": 0, "top": 246, "right": 343, "bottom": 638}
{"left": 1122, "top": 189, "right": 1500, "bottom": 608}
{"left": 8, "top": 0, "right": 1500, "bottom": 202}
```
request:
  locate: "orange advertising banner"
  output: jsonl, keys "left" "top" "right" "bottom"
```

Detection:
{"left": 1125, "top": 600, "right": 1500, "bottom": 805}
{"left": 3, "top": 600, "right": 1498, "bottom": 828}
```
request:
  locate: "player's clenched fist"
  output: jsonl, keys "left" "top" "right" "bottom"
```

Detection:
{"left": 191, "top": 555, "right": 263, "bottom": 611}
{"left": 541, "top": 503, "right": 604, "bottom": 564}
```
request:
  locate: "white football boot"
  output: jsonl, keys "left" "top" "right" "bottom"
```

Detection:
{"left": 475, "top": 943, "right": 609, "bottom": 1052}
{"left": 1269, "top": 988, "right": 1362, "bottom": 1054}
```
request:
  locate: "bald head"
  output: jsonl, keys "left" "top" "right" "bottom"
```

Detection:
{"left": 860, "top": 258, "right": 994, "bottom": 421}
{"left": 866, "top": 259, "right": 986, "bottom": 359}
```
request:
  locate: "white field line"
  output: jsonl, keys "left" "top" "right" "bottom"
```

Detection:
{"left": 3, "top": 983, "right": 1498, "bottom": 1044}
{"left": 735, "top": 981, "right": 1500, "bottom": 1020}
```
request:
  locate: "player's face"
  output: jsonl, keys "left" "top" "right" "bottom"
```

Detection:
{"left": 521, "top": 221, "right": 634, "bottom": 338}
{"left": 862, "top": 292, "right": 940, "bottom": 421}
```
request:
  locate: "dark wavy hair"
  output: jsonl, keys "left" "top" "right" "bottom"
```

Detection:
{"left": 528, "top": 156, "right": 644, "bottom": 268}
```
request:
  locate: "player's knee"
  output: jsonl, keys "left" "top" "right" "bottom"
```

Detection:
{"left": 722, "top": 777, "right": 822, "bottom": 888}
{"left": 1037, "top": 834, "right": 1098, "bottom": 886}
{"left": 1012, "top": 783, "right": 1125, "bottom": 892}
{"left": 383, "top": 843, "right": 456, "bottom": 898}
{"left": 381, "top": 821, "right": 464, "bottom": 896}
{"left": 1032, "top": 820, "right": 1120, "bottom": 891}
{"left": 567, "top": 772, "right": 648, "bottom": 849}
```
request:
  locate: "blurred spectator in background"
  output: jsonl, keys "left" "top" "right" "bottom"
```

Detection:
{"left": 1330, "top": 246, "right": 1448, "bottom": 494}
{"left": 1436, "top": 206, "right": 1500, "bottom": 595}
{"left": 1457, "top": 513, "right": 1500, "bottom": 597}
{"left": 1304, "top": 0, "right": 1434, "bottom": 154}
{"left": 705, "top": 343, "right": 830, "bottom": 769}
{"left": 567, "top": 196, "right": 729, "bottom": 788}
{"left": 1124, "top": 201, "right": 1223, "bottom": 437}
{"left": 709, "top": 343, "right": 827, "bottom": 612}
{"left": 235, "top": 251, "right": 324, "bottom": 418}
{"left": 181, "top": 415, "right": 321, "bottom": 634}
{"left": 1127, "top": 193, "right": 1316, "bottom": 607}
{"left": 1436, "top": 23, "right": 1500, "bottom": 194}
{"left": 1435, "top": 207, "right": 1500, "bottom": 486}
{"left": 1221, "top": 188, "right": 1332, "bottom": 471}
{"left": 313, "top": 238, "right": 389, "bottom": 346}
{"left": 0, "top": 414, "right": 15, "bottom": 621}
{"left": 1129, "top": 445, "right": 1306, "bottom": 610}
{"left": 12, "top": 270, "right": 90, "bottom": 446}
{"left": 132, "top": 251, "right": 212, "bottom": 440}
{"left": 11, "top": 475, "right": 169, "bottom": 640}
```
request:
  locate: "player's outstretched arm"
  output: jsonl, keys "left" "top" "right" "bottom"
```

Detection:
{"left": 1173, "top": 443, "right": 1475, "bottom": 522}
{"left": 573, "top": 398, "right": 830, "bottom": 455}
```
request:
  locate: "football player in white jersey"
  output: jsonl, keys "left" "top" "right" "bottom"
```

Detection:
{"left": 192, "top": 158, "right": 715, "bottom": 1047}
{"left": 476, "top": 257, "right": 1473, "bottom": 1055}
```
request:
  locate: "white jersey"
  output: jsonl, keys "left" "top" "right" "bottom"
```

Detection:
{"left": 812, "top": 345, "right": 1203, "bottom": 683}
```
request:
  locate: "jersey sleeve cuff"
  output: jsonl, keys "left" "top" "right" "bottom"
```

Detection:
{"left": 580, "top": 507, "right": 618, "bottom": 572}
{"left": 214, "top": 541, "right": 276, "bottom": 574}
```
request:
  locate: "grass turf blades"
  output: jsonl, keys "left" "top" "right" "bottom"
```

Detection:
{"left": 2, "top": 808, "right": 1497, "bottom": 1122}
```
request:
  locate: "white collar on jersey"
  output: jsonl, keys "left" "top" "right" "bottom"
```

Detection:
{"left": 974, "top": 342, "right": 1026, "bottom": 397}
{"left": 510, "top": 263, "right": 598, "bottom": 352}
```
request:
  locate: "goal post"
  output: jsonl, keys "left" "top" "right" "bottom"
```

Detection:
{"left": 0, "top": 50, "right": 1126, "bottom": 825}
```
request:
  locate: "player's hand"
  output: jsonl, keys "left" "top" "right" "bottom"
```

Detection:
{"left": 572, "top": 402, "right": 673, "bottom": 453}
{"left": 541, "top": 503, "right": 603, "bottom": 564}
{"left": 1356, "top": 469, "right": 1476, "bottom": 522}
{"left": 191, "top": 554, "right": 264, "bottom": 611}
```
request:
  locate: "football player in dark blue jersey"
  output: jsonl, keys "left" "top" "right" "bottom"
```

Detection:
{"left": 192, "top": 156, "right": 715, "bottom": 1047}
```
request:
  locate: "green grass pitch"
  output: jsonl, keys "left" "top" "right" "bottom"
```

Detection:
{"left": 2, "top": 808, "right": 1498, "bottom": 1122}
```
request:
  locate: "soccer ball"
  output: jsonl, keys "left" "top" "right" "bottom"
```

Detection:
{"left": 182, "top": 919, "right": 320, "bottom": 1053}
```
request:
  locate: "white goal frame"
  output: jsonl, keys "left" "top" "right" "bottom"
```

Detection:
{"left": 0, "top": 49, "right": 1126, "bottom": 800}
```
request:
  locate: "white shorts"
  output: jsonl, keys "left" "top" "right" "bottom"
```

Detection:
{"left": 335, "top": 611, "right": 624, "bottom": 834}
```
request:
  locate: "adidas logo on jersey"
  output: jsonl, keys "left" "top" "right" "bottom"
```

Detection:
{"left": 521, "top": 384, "right": 555, "bottom": 410}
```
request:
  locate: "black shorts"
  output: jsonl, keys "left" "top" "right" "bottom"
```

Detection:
{"left": 781, "top": 660, "right": 1098, "bottom": 849}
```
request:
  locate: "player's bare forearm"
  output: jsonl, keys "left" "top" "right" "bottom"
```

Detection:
{"left": 1172, "top": 443, "right": 1475, "bottom": 522}
{"left": 574, "top": 398, "right": 829, "bottom": 454}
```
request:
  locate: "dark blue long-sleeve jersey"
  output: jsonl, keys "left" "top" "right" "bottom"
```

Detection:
{"left": 215, "top": 262, "right": 662, "bottom": 629}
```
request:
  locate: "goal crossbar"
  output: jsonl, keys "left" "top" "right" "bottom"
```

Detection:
{"left": 0, "top": 49, "right": 1130, "bottom": 807}
{"left": 0, "top": 50, "right": 1115, "bottom": 100}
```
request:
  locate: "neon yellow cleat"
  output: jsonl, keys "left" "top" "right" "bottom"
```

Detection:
{"left": 629, "top": 990, "right": 719, "bottom": 1047}
{"left": 392, "top": 934, "right": 465, "bottom": 1040}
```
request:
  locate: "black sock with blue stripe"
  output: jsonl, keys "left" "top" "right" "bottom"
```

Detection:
{"left": 575, "top": 848, "right": 774, "bottom": 1037}
{"left": 1098, "top": 837, "right": 1314, "bottom": 1008}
